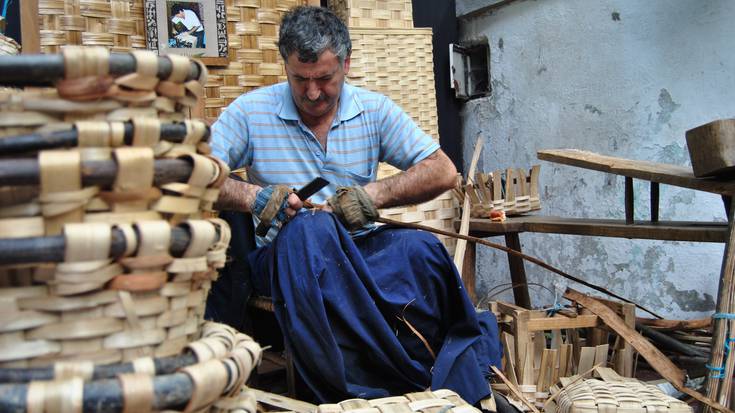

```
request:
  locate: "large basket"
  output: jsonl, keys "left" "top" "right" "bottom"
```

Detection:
{"left": 0, "top": 321, "right": 262, "bottom": 412}
{"left": 327, "top": 0, "right": 414, "bottom": 29}
{"left": 0, "top": 48, "right": 231, "bottom": 367}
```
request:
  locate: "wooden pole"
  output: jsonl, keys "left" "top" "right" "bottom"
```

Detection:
{"left": 0, "top": 226, "right": 212, "bottom": 265}
{"left": 0, "top": 54, "right": 204, "bottom": 87}
{"left": 705, "top": 205, "right": 735, "bottom": 411}
{"left": 0, "top": 122, "right": 210, "bottom": 155}
{"left": 0, "top": 158, "right": 192, "bottom": 187}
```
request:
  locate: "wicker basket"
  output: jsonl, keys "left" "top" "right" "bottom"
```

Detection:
{"left": 327, "top": 0, "right": 414, "bottom": 29}
{"left": 0, "top": 321, "right": 262, "bottom": 412}
{"left": 317, "top": 389, "right": 480, "bottom": 413}
{"left": 0, "top": 48, "right": 231, "bottom": 367}
{"left": 548, "top": 370, "right": 692, "bottom": 413}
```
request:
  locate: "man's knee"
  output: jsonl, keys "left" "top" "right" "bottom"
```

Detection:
{"left": 278, "top": 210, "right": 341, "bottom": 240}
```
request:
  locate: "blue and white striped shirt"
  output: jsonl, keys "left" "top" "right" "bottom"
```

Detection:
{"left": 211, "top": 81, "right": 439, "bottom": 243}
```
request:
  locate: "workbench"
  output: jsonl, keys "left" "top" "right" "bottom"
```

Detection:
{"left": 461, "top": 149, "right": 735, "bottom": 309}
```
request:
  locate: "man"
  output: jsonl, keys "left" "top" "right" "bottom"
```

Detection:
{"left": 171, "top": 4, "right": 205, "bottom": 48}
{"left": 208, "top": 5, "right": 500, "bottom": 405}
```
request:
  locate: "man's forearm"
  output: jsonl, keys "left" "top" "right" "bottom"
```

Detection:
{"left": 364, "top": 149, "right": 457, "bottom": 209}
{"left": 214, "top": 178, "right": 261, "bottom": 213}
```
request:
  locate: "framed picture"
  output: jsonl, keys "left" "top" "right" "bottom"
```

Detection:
{"left": 144, "top": 0, "right": 228, "bottom": 66}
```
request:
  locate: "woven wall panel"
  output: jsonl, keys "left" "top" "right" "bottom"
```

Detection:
{"left": 328, "top": 0, "right": 413, "bottom": 29}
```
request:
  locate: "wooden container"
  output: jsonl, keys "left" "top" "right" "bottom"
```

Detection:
{"left": 685, "top": 119, "right": 735, "bottom": 177}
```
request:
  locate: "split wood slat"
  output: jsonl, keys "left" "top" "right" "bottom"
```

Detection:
{"left": 490, "top": 365, "right": 542, "bottom": 413}
{"left": 502, "top": 332, "right": 519, "bottom": 386}
{"left": 253, "top": 388, "right": 317, "bottom": 413}
{"left": 577, "top": 347, "right": 595, "bottom": 374}
{"left": 558, "top": 344, "right": 571, "bottom": 378}
{"left": 453, "top": 136, "right": 484, "bottom": 275}
{"left": 593, "top": 344, "right": 609, "bottom": 368}
{"left": 538, "top": 149, "right": 735, "bottom": 196}
{"left": 564, "top": 288, "right": 735, "bottom": 413}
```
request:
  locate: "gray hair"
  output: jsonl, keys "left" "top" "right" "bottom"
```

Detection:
{"left": 278, "top": 6, "right": 352, "bottom": 65}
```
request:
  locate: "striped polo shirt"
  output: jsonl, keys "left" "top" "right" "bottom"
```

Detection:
{"left": 211, "top": 81, "right": 440, "bottom": 242}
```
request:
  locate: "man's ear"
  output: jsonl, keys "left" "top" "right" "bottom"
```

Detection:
{"left": 343, "top": 55, "right": 351, "bottom": 74}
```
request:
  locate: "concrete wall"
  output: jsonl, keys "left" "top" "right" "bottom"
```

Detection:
{"left": 456, "top": 0, "right": 735, "bottom": 318}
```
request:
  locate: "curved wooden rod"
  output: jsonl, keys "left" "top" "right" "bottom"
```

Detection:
{"left": 377, "top": 216, "right": 663, "bottom": 319}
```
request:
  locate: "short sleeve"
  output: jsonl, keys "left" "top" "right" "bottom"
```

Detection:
{"left": 377, "top": 95, "right": 440, "bottom": 171}
{"left": 210, "top": 99, "right": 252, "bottom": 171}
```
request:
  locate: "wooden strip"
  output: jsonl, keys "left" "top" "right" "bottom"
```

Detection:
{"left": 564, "top": 288, "right": 735, "bottom": 413}
{"left": 636, "top": 317, "right": 711, "bottom": 331}
{"left": 593, "top": 344, "right": 609, "bottom": 368}
{"left": 252, "top": 388, "right": 317, "bottom": 413}
{"left": 526, "top": 315, "right": 600, "bottom": 331}
{"left": 577, "top": 347, "right": 595, "bottom": 374}
{"left": 558, "top": 344, "right": 571, "bottom": 377}
{"left": 453, "top": 136, "right": 484, "bottom": 277}
{"left": 490, "top": 366, "right": 542, "bottom": 413}
{"left": 20, "top": 0, "right": 40, "bottom": 54}
{"left": 502, "top": 332, "right": 519, "bottom": 386}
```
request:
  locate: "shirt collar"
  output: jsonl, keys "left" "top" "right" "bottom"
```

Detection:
{"left": 277, "top": 82, "right": 363, "bottom": 123}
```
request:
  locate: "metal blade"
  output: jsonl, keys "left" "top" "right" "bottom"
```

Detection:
{"left": 295, "top": 177, "right": 329, "bottom": 200}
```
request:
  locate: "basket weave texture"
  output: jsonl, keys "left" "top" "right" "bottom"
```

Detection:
{"left": 328, "top": 0, "right": 414, "bottom": 29}
{"left": 553, "top": 379, "right": 692, "bottom": 413}
{"left": 318, "top": 389, "right": 481, "bottom": 413}
{"left": 0, "top": 49, "right": 231, "bottom": 368}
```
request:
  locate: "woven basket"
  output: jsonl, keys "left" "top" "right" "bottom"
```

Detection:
{"left": 327, "top": 0, "right": 414, "bottom": 29}
{"left": 0, "top": 33, "right": 20, "bottom": 55}
{"left": 0, "top": 321, "right": 262, "bottom": 412}
{"left": 0, "top": 49, "right": 231, "bottom": 367}
{"left": 318, "top": 389, "right": 480, "bottom": 413}
{"left": 548, "top": 375, "right": 692, "bottom": 413}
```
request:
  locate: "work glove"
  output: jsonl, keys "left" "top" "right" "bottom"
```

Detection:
{"left": 252, "top": 185, "right": 291, "bottom": 237}
{"left": 327, "top": 186, "right": 379, "bottom": 231}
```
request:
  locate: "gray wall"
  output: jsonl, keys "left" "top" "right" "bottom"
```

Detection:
{"left": 456, "top": 0, "right": 735, "bottom": 318}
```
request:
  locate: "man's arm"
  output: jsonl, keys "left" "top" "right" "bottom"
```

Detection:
{"left": 364, "top": 149, "right": 457, "bottom": 209}
{"left": 215, "top": 178, "right": 302, "bottom": 217}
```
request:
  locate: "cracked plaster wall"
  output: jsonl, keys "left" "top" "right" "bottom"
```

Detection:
{"left": 456, "top": 0, "right": 735, "bottom": 318}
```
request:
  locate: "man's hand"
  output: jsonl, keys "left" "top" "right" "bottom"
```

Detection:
{"left": 252, "top": 185, "right": 304, "bottom": 236}
{"left": 327, "top": 186, "right": 379, "bottom": 231}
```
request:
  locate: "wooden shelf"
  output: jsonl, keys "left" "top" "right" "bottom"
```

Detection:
{"left": 538, "top": 149, "right": 735, "bottom": 196}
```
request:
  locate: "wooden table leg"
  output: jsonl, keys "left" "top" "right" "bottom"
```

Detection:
{"left": 505, "top": 232, "right": 531, "bottom": 309}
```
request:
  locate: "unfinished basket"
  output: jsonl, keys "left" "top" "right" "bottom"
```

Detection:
{"left": 548, "top": 369, "right": 692, "bottom": 413}
{"left": 317, "top": 389, "right": 481, "bottom": 413}
{"left": 457, "top": 166, "right": 541, "bottom": 219}
{"left": 0, "top": 48, "right": 232, "bottom": 367}
{"left": 0, "top": 321, "right": 262, "bottom": 412}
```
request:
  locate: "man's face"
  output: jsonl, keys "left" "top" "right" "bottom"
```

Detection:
{"left": 176, "top": 10, "right": 184, "bottom": 18}
{"left": 285, "top": 50, "right": 350, "bottom": 120}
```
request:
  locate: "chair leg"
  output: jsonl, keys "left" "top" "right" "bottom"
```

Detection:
{"left": 285, "top": 342, "right": 297, "bottom": 397}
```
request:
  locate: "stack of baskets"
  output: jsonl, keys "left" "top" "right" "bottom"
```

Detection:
{"left": 0, "top": 47, "right": 262, "bottom": 412}
{"left": 317, "top": 389, "right": 481, "bottom": 413}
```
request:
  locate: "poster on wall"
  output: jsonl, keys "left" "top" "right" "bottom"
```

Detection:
{"left": 144, "top": 0, "right": 228, "bottom": 66}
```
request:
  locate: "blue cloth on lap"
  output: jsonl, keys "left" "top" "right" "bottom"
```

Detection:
{"left": 249, "top": 211, "right": 502, "bottom": 404}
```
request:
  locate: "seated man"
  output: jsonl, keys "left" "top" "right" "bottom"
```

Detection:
{"left": 207, "top": 5, "right": 501, "bottom": 405}
{"left": 171, "top": 5, "right": 205, "bottom": 48}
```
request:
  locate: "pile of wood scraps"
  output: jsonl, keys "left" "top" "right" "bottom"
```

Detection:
{"left": 453, "top": 165, "right": 541, "bottom": 221}
{"left": 490, "top": 299, "right": 635, "bottom": 410}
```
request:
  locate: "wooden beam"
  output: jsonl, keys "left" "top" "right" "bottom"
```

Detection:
{"left": 505, "top": 233, "right": 531, "bottom": 308}
{"left": 526, "top": 315, "right": 600, "bottom": 331}
{"left": 538, "top": 149, "right": 735, "bottom": 196}
{"left": 467, "top": 216, "right": 729, "bottom": 243}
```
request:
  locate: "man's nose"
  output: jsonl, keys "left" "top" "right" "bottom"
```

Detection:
{"left": 305, "top": 81, "right": 320, "bottom": 101}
